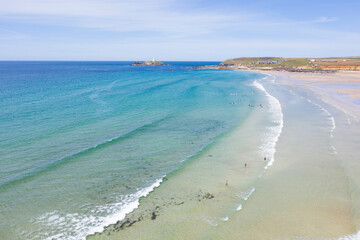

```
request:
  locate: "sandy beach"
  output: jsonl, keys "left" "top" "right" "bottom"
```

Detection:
{"left": 258, "top": 70, "right": 360, "bottom": 119}
{"left": 264, "top": 70, "right": 360, "bottom": 98}
{"left": 88, "top": 70, "right": 360, "bottom": 240}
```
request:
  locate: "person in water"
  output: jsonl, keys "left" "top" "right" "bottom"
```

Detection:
{"left": 226, "top": 180, "right": 228, "bottom": 186}
{"left": 245, "top": 163, "right": 247, "bottom": 167}
{"left": 264, "top": 157, "right": 267, "bottom": 161}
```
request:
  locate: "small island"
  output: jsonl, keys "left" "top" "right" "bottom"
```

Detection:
{"left": 131, "top": 59, "right": 168, "bottom": 66}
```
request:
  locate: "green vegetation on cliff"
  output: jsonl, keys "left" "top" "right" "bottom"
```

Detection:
{"left": 220, "top": 57, "right": 309, "bottom": 68}
{"left": 220, "top": 57, "right": 360, "bottom": 70}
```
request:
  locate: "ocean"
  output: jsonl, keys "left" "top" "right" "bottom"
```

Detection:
{"left": 2, "top": 62, "right": 359, "bottom": 240}
{"left": 0, "top": 61, "right": 263, "bottom": 239}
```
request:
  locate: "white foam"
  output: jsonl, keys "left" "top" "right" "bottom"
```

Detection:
{"left": 202, "top": 217, "right": 218, "bottom": 227}
{"left": 331, "top": 145, "right": 338, "bottom": 154}
{"left": 338, "top": 230, "right": 360, "bottom": 240}
{"left": 238, "top": 187, "right": 255, "bottom": 201}
{"left": 220, "top": 217, "right": 229, "bottom": 222}
{"left": 294, "top": 94, "right": 338, "bottom": 155}
{"left": 304, "top": 98, "right": 336, "bottom": 139}
{"left": 33, "top": 177, "right": 164, "bottom": 240}
{"left": 304, "top": 98, "right": 340, "bottom": 156}
{"left": 329, "top": 116, "right": 336, "bottom": 138}
{"left": 252, "top": 80, "right": 284, "bottom": 170}
{"left": 260, "top": 73, "right": 276, "bottom": 83}
{"left": 202, "top": 216, "right": 229, "bottom": 227}
{"left": 236, "top": 204, "right": 242, "bottom": 211}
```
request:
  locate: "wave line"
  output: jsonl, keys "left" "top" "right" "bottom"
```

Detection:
{"left": 0, "top": 116, "right": 171, "bottom": 191}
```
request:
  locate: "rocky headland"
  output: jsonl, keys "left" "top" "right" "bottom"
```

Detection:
{"left": 191, "top": 56, "right": 360, "bottom": 73}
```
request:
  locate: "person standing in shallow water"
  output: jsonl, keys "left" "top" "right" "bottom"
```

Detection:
{"left": 245, "top": 163, "right": 247, "bottom": 167}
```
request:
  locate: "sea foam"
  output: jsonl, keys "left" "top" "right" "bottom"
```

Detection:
{"left": 338, "top": 230, "right": 360, "bottom": 240}
{"left": 303, "top": 97, "right": 337, "bottom": 153}
{"left": 252, "top": 79, "right": 284, "bottom": 170}
{"left": 34, "top": 177, "right": 164, "bottom": 240}
{"left": 238, "top": 187, "right": 256, "bottom": 201}
{"left": 202, "top": 216, "right": 229, "bottom": 227}
{"left": 236, "top": 204, "right": 242, "bottom": 211}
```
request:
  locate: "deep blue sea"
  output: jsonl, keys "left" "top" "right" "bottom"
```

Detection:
{"left": 0, "top": 61, "right": 261, "bottom": 239}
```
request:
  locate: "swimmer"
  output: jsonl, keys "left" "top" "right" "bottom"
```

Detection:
{"left": 264, "top": 157, "right": 267, "bottom": 161}
{"left": 226, "top": 180, "right": 228, "bottom": 186}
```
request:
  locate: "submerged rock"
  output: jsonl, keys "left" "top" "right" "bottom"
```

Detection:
{"left": 151, "top": 206, "right": 160, "bottom": 220}
{"left": 203, "top": 193, "right": 214, "bottom": 199}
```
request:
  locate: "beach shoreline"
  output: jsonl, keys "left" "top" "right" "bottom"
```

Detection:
{"left": 7, "top": 63, "right": 359, "bottom": 239}
{"left": 252, "top": 70, "right": 360, "bottom": 239}
{"left": 89, "top": 69, "right": 360, "bottom": 240}
{"left": 88, "top": 71, "right": 285, "bottom": 239}
{"left": 251, "top": 70, "right": 360, "bottom": 121}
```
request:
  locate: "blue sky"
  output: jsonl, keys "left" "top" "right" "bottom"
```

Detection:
{"left": 0, "top": 0, "right": 359, "bottom": 60}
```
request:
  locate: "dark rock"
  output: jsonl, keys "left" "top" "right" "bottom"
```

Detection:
{"left": 128, "top": 220, "right": 137, "bottom": 227}
{"left": 151, "top": 206, "right": 160, "bottom": 220}
{"left": 131, "top": 61, "right": 142, "bottom": 66}
{"left": 204, "top": 193, "right": 214, "bottom": 199}
{"left": 119, "top": 219, "right": 130, "bottom": 229}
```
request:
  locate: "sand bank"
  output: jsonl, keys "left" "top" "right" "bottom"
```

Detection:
{"left": 264, "top": 70, "right": 360, "bottom": 97}
{"left": 256, "top": 70, "right": 360, "bottom": 119}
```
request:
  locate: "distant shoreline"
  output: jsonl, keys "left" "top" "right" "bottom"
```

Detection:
{"left": 191, "top": 65, "right": 339, "bottom": 73}
{"left": 252, "top": 69, "right": 360, "bottom": 118}
{"left": 191, "top": 56, "right": 360, "bottom": 72}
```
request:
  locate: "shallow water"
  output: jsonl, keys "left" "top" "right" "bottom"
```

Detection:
{"left": 90, "top": 73, "right": 360, "bottom": 240}
{"left": 2, "top": 63, "right": 360, "bottom": 239}
{"left": 0, "top": 62, "right": 263, "bottom": 239}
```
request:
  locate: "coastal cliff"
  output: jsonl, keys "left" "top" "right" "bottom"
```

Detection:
{"left": 191, "top": 57, "right": 360, "bottom": 72}
{"left": 220, "top": 57, "right": 360, "bottom": 71}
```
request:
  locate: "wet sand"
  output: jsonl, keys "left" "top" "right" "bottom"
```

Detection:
{"left": 335, "top": 88, "right": 360, "bottom": 99}
{"left": 89, "top": 70, "right": 360, "bottom": 240}
{"left": 263, "top": 70, "right": 360, "bottom": 100}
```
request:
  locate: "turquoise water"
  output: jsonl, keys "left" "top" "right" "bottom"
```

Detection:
{"left": 0, "top": 62, "right": 262, "bottom": 239}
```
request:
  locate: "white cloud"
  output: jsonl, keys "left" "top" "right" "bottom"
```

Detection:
{"left": 0, "top": 0, "right": 358, "bottom": 60}
{"left": 0, "top": 0, "right": 341, "bottom": 37}
{"left": 0, "top": 0, "right": 253, "bottom": 36}
{"left": 314, "top": 16, "right": 339, "bottom": 23}
{"left": 0, "top": 0, "right": 128, "bottom": 17}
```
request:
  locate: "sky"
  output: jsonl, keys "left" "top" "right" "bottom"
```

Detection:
{"left": 0, "top": 0, "right": 359, "bottom": 61}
